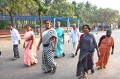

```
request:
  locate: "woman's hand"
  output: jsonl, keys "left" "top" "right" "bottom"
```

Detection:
{"left": 19, "top": 40, "right": 21, "bottom": 44}
{"left": 29, "top": 46, "right": 32, "bottom": 49}
{"left": 63, "top": 41, "right": 64, "bottom": 44}
{"left": 23, "top": 45, "right": 25, "bottom": 48}
{"left": 37, "top": 46, "right": 40, "bottom": 51}
{"left": 75, "top": 51, "right": 78, "bottom": 56}
{"left": 97, "top": 51, "right": 100, "bottom": 57}
{"left": 52, "top": 47, "right": 56, "bottom": 52}
{"left": 111, "top": 51, "right": 113, "bottom": 55}
{"left": 96, "top": 48, "right": 100, "bottom": 57}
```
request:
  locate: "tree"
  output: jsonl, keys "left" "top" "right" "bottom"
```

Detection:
{"left": 0, "top": 0, "right": 35, "bottom": 25}
{"left": 34, "top": 0, "right": 49, "bottom": 35}
{"left": 49, "top": 1, "right": 75, "bottom": 17}
{"left": 43, "top": 0, "right": 52, "bottom": 6}
{"left": 85, "top": 1, "right": 92, "bottom": 14}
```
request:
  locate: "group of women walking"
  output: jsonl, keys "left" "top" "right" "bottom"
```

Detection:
{"left": 22, "top": 20, "right": 114, "bottom": 79}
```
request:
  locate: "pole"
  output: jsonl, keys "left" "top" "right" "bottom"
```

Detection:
{"left": 67, "top": 18, "right": 69, "bottom": 33}
{"left": 78, "top": 19, "right": 80, "bottom": 31}
{"left": 54, "top": 18, "right": 56, "bottom": 28}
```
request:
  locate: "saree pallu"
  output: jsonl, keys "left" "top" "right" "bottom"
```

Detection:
{"left": 24, "top": 31, "right": 37, "bottom": 66}
{"left": 41, "top": 28, "right": 57, "bottom": 72}
{"left": 96, "top": 37, "right": 114, "bottom": 67}
{"left": 76, "top": 50, "right": 93, "bottom": 76}
{"left": 76, "top": 33, "right": 97, "bottom": 76}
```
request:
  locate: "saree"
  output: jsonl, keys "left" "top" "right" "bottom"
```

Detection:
{"left": 96, "top": 37, "right": 114, "bottom": 67}
{"left": 76, "top": 33, "right": 97, "bottom": 76}
{"left": 24, "top": 31, "right": 37, "bottom": 66}
{"left": 54, "top": 27, "right": 64, "bottom": 57}
{"left": 41, "top": 28, "right": 57, "bottom": 72}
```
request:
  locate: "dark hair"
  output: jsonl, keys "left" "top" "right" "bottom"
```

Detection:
{"left": 44, "top": 20, "right": 51, "bottom": 24}
{"left": 106, "top": 29, "right": 112, "bottom": 34}
{"left": 9, "top": 24, "right": 14, "bottom": 27}
{"left": 44, "top": 20, "right": 53, "bottom": 27}
{"left": 26, "top": 24, "right": 33, "bottom": 28}
{"left": 82, "top": 24, "right": 91, "bottom": 31}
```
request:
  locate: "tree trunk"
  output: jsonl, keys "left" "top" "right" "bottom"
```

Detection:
{"left": 39, "top": 13, "right": 42, "bottom": 37}
{"left": 9, "top": 12, "right": 14, "bottom": 25}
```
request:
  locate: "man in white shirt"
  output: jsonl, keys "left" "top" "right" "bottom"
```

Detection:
{"left": 9, "top": 24, "right": 21, "bottom": 60}
{"left": 68, "top": 24, "right": 81, "bottom": 57}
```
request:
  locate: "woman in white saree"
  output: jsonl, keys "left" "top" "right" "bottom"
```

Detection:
{"left": 37, "top": 20, "right": 57, "bottom": 74}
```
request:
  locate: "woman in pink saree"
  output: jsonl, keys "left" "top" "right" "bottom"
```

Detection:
{"left": 23, "top": 25, "right": 38, "bottom": 66}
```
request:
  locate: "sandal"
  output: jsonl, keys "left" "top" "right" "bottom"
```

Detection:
{"left": 91, "top": 68, "right": 94, "bottom": 74}
{"left": 83, "top": 73, "right": 86, "bottom": 78}
{"left": 44, "top": 70, "right": 52, "bottom": 73}
{"left": 52, "top": 66, "right": 57, "bottom": 74}
{"left": 103, "top": 66, "right": 106, "bottom": 69}
{"left": 78, "top": 76, "right": 83, "bottom": 79}
{"left": 83, "top": 75, "right": 86, "bottom": 78}
{"left": 97, "top": 67, "right": 102, "bottom": 70}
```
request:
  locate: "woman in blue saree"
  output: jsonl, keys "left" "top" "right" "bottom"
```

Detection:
{"left": 54, "top": 21, "right": 65, "bottom": 58}
{"left": 75, "top": 25, "right": 99, "bottom": 79}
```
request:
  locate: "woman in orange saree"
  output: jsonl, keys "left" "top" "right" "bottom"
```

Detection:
{"left": 96, "top": 30, "right": 114, "bottom": 69}
{"left": 23, "top": 25, "right": 38, "bottom": 66}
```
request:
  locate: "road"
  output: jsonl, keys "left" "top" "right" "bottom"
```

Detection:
{"left": 0, "top": 30, "right": 120, "bottom": 79}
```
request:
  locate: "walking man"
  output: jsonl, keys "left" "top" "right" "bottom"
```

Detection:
{"left": 68, "top": 24, "right": 81, "bottom": 57}
{"left": 9, "top": 24, "right": 21, "bottom": 60}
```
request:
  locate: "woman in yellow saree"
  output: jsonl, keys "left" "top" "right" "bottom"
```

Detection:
{"left": 96, "top": 30, "right": 114, "bottom": 69}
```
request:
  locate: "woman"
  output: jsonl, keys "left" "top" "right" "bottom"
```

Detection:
{"left": 54, "top": 21, "right": 65, "bottom": 58}
{"left": 23, "top": 24, "right": 37, "bottom": 66}
{"left": 75, "top": 25, "right": 99, "bottom": 79}
{"left": 37, "top": 20, "right": 57, "bottom": 74}
{"left": 96, "top": 30, "right": 114, "bottom": 69}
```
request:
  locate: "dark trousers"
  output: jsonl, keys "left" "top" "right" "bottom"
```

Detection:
{"left": 13, "top": 45, "right": 20, "bottom": 58}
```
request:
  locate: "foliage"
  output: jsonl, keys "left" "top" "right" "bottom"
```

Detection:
{"left": 0, "top": 0, "right": 119, "bottom": 29}
{"left": 0, "top": 0, "right": 36, "bottom": 24}
{"left": 0, "top": 20, "right": 9, "bottom": 29}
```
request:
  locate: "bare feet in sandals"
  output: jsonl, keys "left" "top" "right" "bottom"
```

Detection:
{"left": 103, "top": 66, "right": 106, "bottom": 69}
{"left": 97, "top": 67, "right": 102, "bottom": 70}
{"left": 78, "top": 76, "right": 83, "bottom": 79}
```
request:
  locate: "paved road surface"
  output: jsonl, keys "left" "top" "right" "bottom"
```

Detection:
{"left": 0, "top": 30, "right": 120, "bottom": 79}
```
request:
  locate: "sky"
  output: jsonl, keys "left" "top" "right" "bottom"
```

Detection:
{"left": 68, "top": 0, "right": 120, "bottom": 11}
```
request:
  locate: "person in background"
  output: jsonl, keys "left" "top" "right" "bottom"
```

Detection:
{"left": 75, "top": 25, "right": 99, "bottom": 79}
{"left": 68, "top": 24, "right": 80, "bottom": 57}
{"left": 54, "top": 21, "right": 65, "bottom": 58}
{"left": 37, "top": 20, "right": 57, "bottom": 74}
{"left": 23, "top": 24, "right": 38, "bottom": 66}
{"left": 9, "top": 24, "right": 21, "bottom": 60}
{"left": 96, "top": 30, "right": 114, "bottom": 70}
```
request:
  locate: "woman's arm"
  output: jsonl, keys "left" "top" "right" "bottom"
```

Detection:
{"left": 111, "top": 45, "right": 114, "bottom": 55}
{"left": 37, "top": 37, "right": 42, "bottom": 50}
{"left": 95, "top": 47, "right": 100, "bottom": 57}
{"left": 29, "top": 35, "right": 33, "bottom": 49}
{"left": 93, "top": 36, "right": 100, "bottom": 57}
{"left": 52, "top": 36, "right": 57, "bottom": 52}
{"left": 75, "top": 43, "right": 80, "bottom": 56}
{"left": 23, "top": 42, "right": 25, "bottom": 48}
{"left": 98, "top": 35, "right": 106, "bottom": 47}
{"left": 62, "top": 34, "right": 64, "bottom": 44}
{"left": 111, "top": 38, "right": 114, "bottom": 55}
